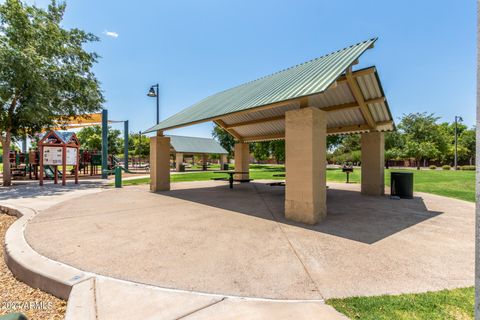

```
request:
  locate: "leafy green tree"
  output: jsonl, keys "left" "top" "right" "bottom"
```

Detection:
{"left": 0, "top": 0, "right": 103, "bottom": 185}
{"left": 77, "top": 126, "right": 122, "bottom": 155}
{"left": 212, "top": 125, "right": 235, "bottom": 157}
{"left": 385, "top": 131, "right": 405, "bottom": 150}
{"left": 128, "top": 132, "right": 150, "bottom": 158}
{"left": 384, "top": 147, "right": 403, "bottom": 168}
{"left": 458, "top": 128, "right": 476, "bottom": 164}
{"left": 404, "top": 140, "right": 439, "bottom": 169}
{"left": 251, "top": 141, "right": 270, "bottom": 162}
{"left": 397, "top": 113, "right": 448, "bottom": 166}
{"left": 336, "top": 135, "right": 360, "bottom": 154}
{"left": 327, "top": 135, "right": 344, "bottom": 151}
{"left": 270, "top": 140, "right": 285, "bottom": 163}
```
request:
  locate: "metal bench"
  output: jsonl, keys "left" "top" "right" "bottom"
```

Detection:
{"left": 266, "top": 182, "right": 285, "bottom": 186}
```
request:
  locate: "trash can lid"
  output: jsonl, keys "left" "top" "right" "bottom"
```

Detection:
{"left": 391, "top": 171, "right": 414, "bottom": 175}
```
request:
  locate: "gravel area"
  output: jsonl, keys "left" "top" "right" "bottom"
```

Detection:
{"left": 1, "top": 214, "right": 66, "bottom": 319}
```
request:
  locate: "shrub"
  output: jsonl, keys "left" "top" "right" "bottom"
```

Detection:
{"left": 442, "top": 165, "right": 451, "bottom": 170}
{"left": 460, "top": 165, "right": 475, "bottom": 171}
{"left": 429, "top": 165, "right": 436, "bottom": 170}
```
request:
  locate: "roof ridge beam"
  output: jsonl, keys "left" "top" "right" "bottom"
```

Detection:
{"left": 336, "top": 67, "right": 376, "bottom": 83}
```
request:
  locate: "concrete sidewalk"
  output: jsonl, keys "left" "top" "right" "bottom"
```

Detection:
{"left": 66, "top": 277, "right": 347, "bottom": 320}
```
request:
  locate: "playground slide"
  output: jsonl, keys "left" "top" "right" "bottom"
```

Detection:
{"left": 44, "top": 165, "right": 62, "bottom": 179}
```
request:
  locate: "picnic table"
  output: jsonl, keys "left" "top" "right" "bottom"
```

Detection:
{"left": 213, "top": 171, "right": 251, "bottom": 189}
{"left": 269, "top": 173, "right": 286, "bottom": 186}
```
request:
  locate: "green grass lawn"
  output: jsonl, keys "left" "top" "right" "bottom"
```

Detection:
{"left": 327, "top": 287, "right": 474, "bottom": 320}
{"left": 122, "top": 165, "right": 475, "bottom": 202}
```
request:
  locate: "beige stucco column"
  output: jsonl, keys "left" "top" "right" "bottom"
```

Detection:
{"left": 285, "top": 107, "right": 326, "bottom": 225}
{"left": 220, "top": 154, "right": 228, "bottom": 169}
{"left": 150, "top": 132, "right": 170, "bottom": 192}
{"left": 360, "top": 131, "right": 385, "bottom": 196}
{"left": 202, "top": 154, "right": 208, "bottom": 170}
{"left": 234, "top": 142, "right": 249, "bottom": 179}
{"left": 175, "top": 152, "right": 184, "bottom": 171}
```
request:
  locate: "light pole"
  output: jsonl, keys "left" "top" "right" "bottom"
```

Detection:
{"left": 147, "top": 84, "right": 160, "bottom": 125}
{"left": 454, "top": 115, "right": 463, "bottom": 170}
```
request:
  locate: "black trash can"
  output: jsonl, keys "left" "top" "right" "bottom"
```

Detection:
{"left": 222, "top": 163, "right": 229, "bottom": 170}
{"left": 390, "top": 172, "right": 414, "bottom": 199}
{"left": 179, "top": 164, "right": 185, "bottom": 172}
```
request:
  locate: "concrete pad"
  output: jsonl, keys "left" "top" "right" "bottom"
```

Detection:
{"left": 25, "top": 181, "right": 474, "bottom": 299}
{"left": 182, "top": 298, "right": 348, "bottom": 320}
{"left": 26, "top": 182, "right": 320, "bottom": 300}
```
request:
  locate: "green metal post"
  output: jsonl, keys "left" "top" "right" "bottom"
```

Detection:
{"left": 101, "top": 109, "right": 108, "bottom": 179}
{"left": 124, "top": 120, "right": 129, "bottom": 171}
{"left": 114, "top": 166, "right": 122, "bottom": 188}
{"left": 22, "top": 135, "right": 27, "bottom": 153}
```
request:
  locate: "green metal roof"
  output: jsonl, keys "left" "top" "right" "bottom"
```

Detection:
{"left": 168, "top": 135, "right": 228, "bottom": 154}
{"left": 145, "top": 38, "right": 377, "bottom": 133}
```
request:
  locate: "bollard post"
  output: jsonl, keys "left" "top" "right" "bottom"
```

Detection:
{"left": 115, "top": 167, "right": 122, "bottom": 188}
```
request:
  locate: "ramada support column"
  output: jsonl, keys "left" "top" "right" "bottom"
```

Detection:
{"left": 285, "top": 107, "right": 327, "bottom": 224}
{"left": 220, "top": 154, "right": 228, "bottom": 169}
{"left": 202, "top": 154, "right": 208, "bottom": 171}
{"left": 150, "top": 131, "right": 170, "bottom": 192}
{"left": 234, "top": 142, "right": 249, "bottom": 180}
{"left": 175, "top": 152, "right": 184, "bottom": 172}
{"left": 360, "top": 131, "right": 385, "bottom": 196}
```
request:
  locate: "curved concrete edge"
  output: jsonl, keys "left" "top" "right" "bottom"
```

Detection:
{"left": 2, "top": 203, "right": 348, "bottom": 320}
{"left": 2, "top": 204, "right": 92, "bottom": 300}
{"left": 2, "top": 203, "right": 326, "bottom": 303}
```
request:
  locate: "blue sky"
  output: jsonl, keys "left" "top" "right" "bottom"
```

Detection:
{"left": 31, "top": 0, "right": 476, "bottom": 137}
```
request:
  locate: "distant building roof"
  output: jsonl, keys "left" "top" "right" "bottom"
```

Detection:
{"left": 168, "top": 135, "right": 228, "bottom": 154}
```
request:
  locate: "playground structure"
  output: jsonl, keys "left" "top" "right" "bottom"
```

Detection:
{"left": 8, "top": 148, "right": 116, "bottom": 181}
{"left": 38, "top": 130, "right": 80, "bottom": 186}
{"left": 5, "top": 109, "right": 147, "bottom": 182}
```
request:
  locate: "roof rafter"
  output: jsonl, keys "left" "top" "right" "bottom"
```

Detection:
{"left": 214, "top": 119, "right": 243, "bottom": 141}
{"left": 345, "top": 67, "right": 377, "bottom": 129}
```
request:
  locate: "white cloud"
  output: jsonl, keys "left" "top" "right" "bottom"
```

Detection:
{"left": 103, "top": 30, "right": 119, "bottom": 38}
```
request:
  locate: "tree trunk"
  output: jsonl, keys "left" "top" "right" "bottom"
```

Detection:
{"left": 2, "top": 130, "right": 12, "bottom": 186}
{"left": 416, "top": 159, "right": 420, "bottom": 170}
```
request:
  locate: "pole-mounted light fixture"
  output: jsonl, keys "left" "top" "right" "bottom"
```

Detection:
{"left": 147, "top": 86, "right": 157, "bottom": 97}
{"left": 454, "top": 115, "right": 463, "bottom": 171}
{"left": 147, "top": 84, "right": 160, "bottom": 124}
